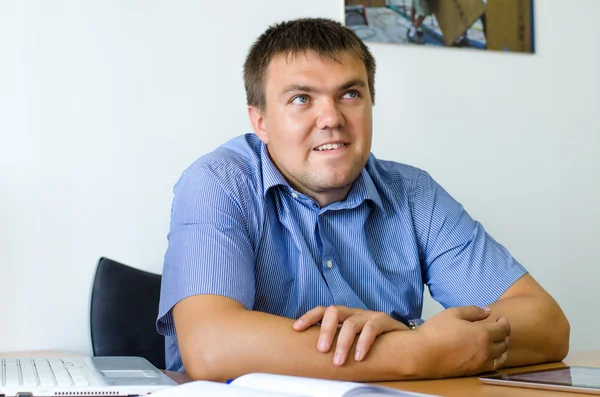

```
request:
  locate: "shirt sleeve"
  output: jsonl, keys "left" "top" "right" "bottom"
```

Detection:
{"left": 414, "top": 171, "right": 527, "bottom": 308}
{"left": 156, "top": 161, "right": 256, "bottom": 336}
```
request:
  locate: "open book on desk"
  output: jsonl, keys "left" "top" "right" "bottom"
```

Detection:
{"left": 150, "top": 372, "right": 439, "bottom": 397}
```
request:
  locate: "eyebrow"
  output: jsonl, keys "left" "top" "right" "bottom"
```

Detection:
{"left": 341, "top": 79, "right": 367, "bottom": 90}
{"left": 281, "top": 79, "right": 367, "bottom": 96}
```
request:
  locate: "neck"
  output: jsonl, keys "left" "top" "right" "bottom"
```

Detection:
{"left": 309, "top": 187, "right": 352, "bottom": 208}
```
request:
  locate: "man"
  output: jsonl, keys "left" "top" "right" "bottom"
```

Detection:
{"left": 157, "top": 18, "right": 569, "bottom": 382}
{"left": 407, "top": 0, "right": 432, "bottom": 44}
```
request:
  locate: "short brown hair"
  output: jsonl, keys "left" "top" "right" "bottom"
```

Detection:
{"left": 243, "top": 18, "right": 376, "bottom": 111}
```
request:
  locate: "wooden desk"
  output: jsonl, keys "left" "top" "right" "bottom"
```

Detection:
{"left": 376, "top": 350, "right": 600, "bottom": 397}
{"left": 162, "top": 350, "right": 600, "bottom": 396}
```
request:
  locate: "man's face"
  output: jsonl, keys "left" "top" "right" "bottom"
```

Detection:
{"left": 249, "top": 51, "right": 373, "bottom": 206}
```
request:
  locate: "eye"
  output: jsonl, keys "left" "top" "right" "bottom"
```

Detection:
{"left": 342, "top": 89, "right": 360, "bottom": 99}
{"left": 291, "top": 94, "right": 310, "bottom": 105}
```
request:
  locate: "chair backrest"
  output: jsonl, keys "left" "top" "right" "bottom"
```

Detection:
{"left": 90, "top": 257, "right": 165, "bottom": 369}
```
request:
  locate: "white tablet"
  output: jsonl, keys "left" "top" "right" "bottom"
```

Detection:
{"left": 479, "top": 366, "right": 600, "bottom": 395}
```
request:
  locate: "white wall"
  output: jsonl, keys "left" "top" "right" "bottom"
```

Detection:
{"left": 0, "top": 0, "right": 598, "bottom": 355}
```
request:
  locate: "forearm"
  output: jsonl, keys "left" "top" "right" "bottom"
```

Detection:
{"left": 487, "top": 293, "right": 570, "bottom": 367}
{"left": 174, "top": 297, "right": 422, "bottom": 382}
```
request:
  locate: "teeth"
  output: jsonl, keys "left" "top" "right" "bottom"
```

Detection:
{"left": 316, "top": 143, "right": 344, "bottom": 151}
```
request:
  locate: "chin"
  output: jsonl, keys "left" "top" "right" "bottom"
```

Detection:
{"left": 308, "top": 167, "right": 363, "bottom": 192}
{"left": 318, "top": 177, "right": 355, "bottom": 191}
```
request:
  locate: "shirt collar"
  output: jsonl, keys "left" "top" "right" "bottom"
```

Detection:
{"left": 260, "top": 143, "right": 384, "bottom": 212}
{"left": 261, "top": 143, "right": 289, "bottom": 197}
{"left": 348, "top": 167, "right": 385, "bottom": 212}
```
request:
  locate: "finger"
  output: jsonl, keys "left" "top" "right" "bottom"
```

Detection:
{"left": 452, "top": 305, "right": 492, "bottom": 322}
{"left": 489, "top": 336, "right": 509, "bottom": 358}
{"left": 496, "top": 350, "right": 509, "bottom": 368}
{"left": 489, "top": 357, "right": 499, "bottom": 372}
{"left": 293, "top": 306, "right": 327, "bottom": 331}
{"left": 354, "top": 320, "right": 381, "bottom": 361}
{"left": 318, "top": 306, "right": 346, "bottom": 352}
{"left": 488, "top": 350, "right": 509, "bottom": 372}
{"left": 496, "top": 315, "right": 512, "bottom": 336}
{"left": 333, "top": 316, "right": 365, "bottom": 366}
{"left": 484, "top": 318, "right": 511, "bottom": 343}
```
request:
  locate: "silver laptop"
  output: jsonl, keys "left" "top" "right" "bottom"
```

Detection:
{"left": 0, "top": 356, "right": 177, "bottom": 397}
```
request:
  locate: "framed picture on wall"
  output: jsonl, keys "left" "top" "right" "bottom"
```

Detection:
{"left": 344, "top": 0, "right": 535, "bottom": 53}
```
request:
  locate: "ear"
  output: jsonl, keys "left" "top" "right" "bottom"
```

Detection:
{"left": 248, "top": 106, "right": 268, "bottom": 144}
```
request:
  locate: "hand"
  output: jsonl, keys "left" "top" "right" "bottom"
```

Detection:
{"left": 416, "top": 306, "right": 511, "bottom": 378}
{"left": 293, "top": 305, "right": 408, "bottom": 366}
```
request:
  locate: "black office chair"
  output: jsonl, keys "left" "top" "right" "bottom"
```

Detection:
{"left": 89, "top": 257, "right": 165, "bottom": 369}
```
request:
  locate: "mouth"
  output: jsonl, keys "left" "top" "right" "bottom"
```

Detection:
{"left": 313, "top": 142, "right": 347, "bottom": 152}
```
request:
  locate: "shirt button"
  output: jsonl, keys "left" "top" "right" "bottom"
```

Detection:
{"left": 291, "top": 192, "right": 298, "bottom": 199}
{"left": 326, "top": 260, "right": 333, "bottom": 269}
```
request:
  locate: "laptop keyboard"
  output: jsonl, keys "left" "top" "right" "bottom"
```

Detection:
{"left": 1, "top": 358, "right": 89, "bottom": 387}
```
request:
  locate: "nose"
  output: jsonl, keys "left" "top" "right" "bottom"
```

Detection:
{"left": 315, "top": 98, "right": 345, "bottom": 131}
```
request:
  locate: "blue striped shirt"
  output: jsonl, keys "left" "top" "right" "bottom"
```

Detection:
{"left": 157, "top": 133, "right": 527, "bottom": 372}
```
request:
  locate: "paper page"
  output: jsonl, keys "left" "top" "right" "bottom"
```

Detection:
{"left": 232, "top": 373, "right": 359, "bottom": 397}
{"left": 232, "top": 373, "right": 435, "bottom": 397}
{"left": 149, "top": 379, "right": 301, "bottom": 397}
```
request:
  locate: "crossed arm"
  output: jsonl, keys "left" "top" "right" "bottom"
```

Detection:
{"left": 168, "top": 168, "right": 569, "bottom": 381}
{"left": 173, "top": 273, "right": 569, "bottom": 382}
